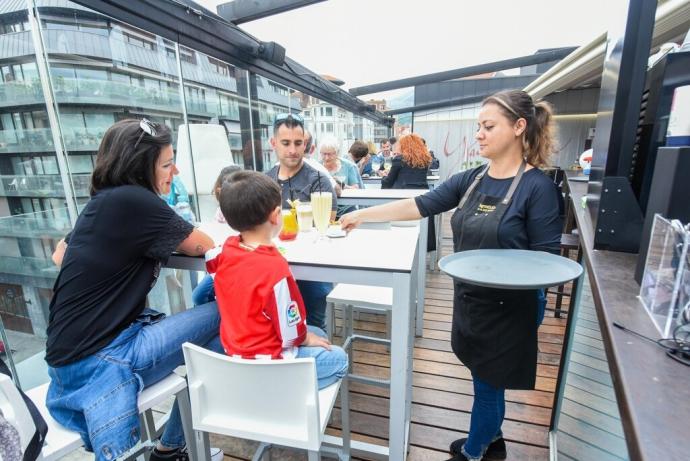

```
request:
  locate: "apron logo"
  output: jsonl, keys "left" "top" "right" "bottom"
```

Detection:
{"left": 477, "top": 203, "right": 496, "bottom": 213}
{"left": 286, "top": 301, "right": 301, "bottom": 326}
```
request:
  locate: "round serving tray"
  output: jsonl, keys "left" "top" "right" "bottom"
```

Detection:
{"left": 438, "top": 249, "right": 583, "bottom": 289}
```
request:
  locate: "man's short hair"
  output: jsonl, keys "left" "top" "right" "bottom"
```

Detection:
{"left": 380, "top": 139, "right": 389, "bottom": 147}
{"left": 389, "top": 136, "right": 397, "bottom": 145}
{"left": 273, "top": 113, "right": 304, "bottom": 135}
{"left": 220, "top": 171, "right": 281, "bottom": 231}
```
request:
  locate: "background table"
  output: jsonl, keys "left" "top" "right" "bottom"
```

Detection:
{"left": 362, "top": 175, "right": 440, "bottom": 189}
{"left": 167, "top": 225, "right": 422, "bottom": 460}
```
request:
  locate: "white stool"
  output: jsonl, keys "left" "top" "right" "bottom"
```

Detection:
{"left": 326, "top": 283, "right": 392, "bottom": 388}
{"left": 1, "top": 372, "right": 196, "bottom": 461}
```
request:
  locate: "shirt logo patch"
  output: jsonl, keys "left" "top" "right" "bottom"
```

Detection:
{"left": 286, "top": 301, "right": 301, "bottom": 327}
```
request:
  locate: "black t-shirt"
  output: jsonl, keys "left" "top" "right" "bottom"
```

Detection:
{"left": 415, "top": 166, "right": 562, "bottom": 252}
{"left": 381, "top": 156, "right": 429, "bottom": 190}
{"left": 45, "top": 185, "right": 194, "bottom": 366}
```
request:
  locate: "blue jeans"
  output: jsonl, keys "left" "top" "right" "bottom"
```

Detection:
{"left": 192, "top": 274, "right": 216, "bottom": 306}
{"left": 47, "top": 303, "right": 222, "bottom": 458}
{"left": 296, "top": 280, "right": 332, "bottom": 331}
{"left": 297, "top": 326, "right": 348, "bottom": 389}
{"left": 463, "top": 376, "right": 505, "bottom": 459}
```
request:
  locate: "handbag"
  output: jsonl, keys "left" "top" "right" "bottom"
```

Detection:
{"left": 0, "top": 358, "right": 48, "bottom": 461}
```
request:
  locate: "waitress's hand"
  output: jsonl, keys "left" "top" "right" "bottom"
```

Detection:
{"left": 340, "top": 210, "right": 363, "bottom": 232}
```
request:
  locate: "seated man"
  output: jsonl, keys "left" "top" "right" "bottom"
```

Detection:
{"left": 266, "top": 113, "right": 337, "bottom": 330}
{"left": 206, "top": 170, "right": 347, "bottom": 389}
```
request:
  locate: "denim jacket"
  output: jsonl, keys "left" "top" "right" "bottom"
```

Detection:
{"left": 46, "top": 309, "right": 164, "bottom": 460}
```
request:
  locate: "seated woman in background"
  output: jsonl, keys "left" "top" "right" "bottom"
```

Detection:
{"left": 347, "top": 140, "right": 373, "bottom": 176}
{"left": 382, "top": 133, "right": 431, "bottom": 189}
{"left": 319, "top": 136, "right": 363, "bottom": 190}
{"left": 320, "top": 136, "right": 363, "bottom": 218}
{"left": 382, "top": 133, "right": 435, "bottom": 251}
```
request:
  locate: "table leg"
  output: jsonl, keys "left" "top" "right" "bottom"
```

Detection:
{"left": 389, "top": 272, "right": 414, "bottom": 460}
{"left": 416, "top": 218, "right": 428, "bottom": 337}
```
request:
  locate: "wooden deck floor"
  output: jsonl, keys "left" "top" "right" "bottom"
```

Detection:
{"left": 207, "top": 215, "right": 568, "bottom": 460}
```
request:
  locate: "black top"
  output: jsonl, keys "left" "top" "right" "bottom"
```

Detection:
{"left": 381, "top": 156, "right": 429, "bottom": 190}
{"left": 415, "top": 165, "right": 562, "bottom": 252}
{"left": 266, "top": 161, "right": 337, "bottom": 210}
{"left": 45, "top": 185, "right": 194, "bottom": 366}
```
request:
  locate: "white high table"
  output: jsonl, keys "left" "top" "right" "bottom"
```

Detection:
{"left": 362, "top": 175, "right": 440, "bottom": 189}
{"left": 166, "top": 224, "right": 420, "bottom": 460}
{"left": 338, "top": 188, "right": 433, "bottom": 336}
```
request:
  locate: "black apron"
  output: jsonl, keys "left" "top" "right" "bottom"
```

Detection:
{"left": 449, "top": 161, "right": 539, "bottom": 390}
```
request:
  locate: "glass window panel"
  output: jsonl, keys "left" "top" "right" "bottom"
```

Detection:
{"left": 179, "top": 49, "right": 251, "bottom": 221}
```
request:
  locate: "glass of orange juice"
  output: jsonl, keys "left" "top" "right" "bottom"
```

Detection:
{"left": 279, "top": 209, "right": 298, "bottom": 241}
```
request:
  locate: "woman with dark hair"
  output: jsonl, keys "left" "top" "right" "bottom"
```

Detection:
{"left": 46, "top": 119, "right": 223, "bottom": 461}
{"left": 341, "top": 90, "right": 562, "bottom": 461}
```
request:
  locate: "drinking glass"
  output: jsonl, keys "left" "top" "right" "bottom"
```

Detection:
{"left": 371, "top": 159, "right": 381, "bottom": 172}
{"left": 296, "top": 204, "right": 313, "bottom": 231}
{"left": 384, "top": 157, "right": 393, "bottom": 172}
{"left": 278, "top": 209, "right": 298, "bottom": 241}
{"left": 310, "top": 192, "right": 332, "bottom": 237}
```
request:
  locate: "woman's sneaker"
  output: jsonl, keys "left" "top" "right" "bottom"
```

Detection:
{"left": 449, "top": 437, "right": 507, "bottom": 460}
{"left": 150, "top": 446, "right": 224, "bottom": 461}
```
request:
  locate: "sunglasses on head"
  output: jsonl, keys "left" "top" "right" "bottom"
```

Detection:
{"left": 133, "top": 118, "right": 158, "bottom": 150}
{"left": 273, "top": 113, "right": 304, "bottom": 128}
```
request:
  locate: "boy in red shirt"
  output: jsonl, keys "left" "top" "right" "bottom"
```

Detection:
{"left": 205, "top": 170, "right": 347, "bottom": 388}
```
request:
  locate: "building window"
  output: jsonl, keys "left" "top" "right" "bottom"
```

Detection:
{"left": 208, "top": 57, "right": 235, "bottom": 78}
{"left": 179, "top": 46, "right": 197, "bottom": 64}
{"left": 326, "top": 123, "right": 333, "bottom": 133}
{"left": 325, "top": 107, "right": 333, "bottom": 116}
{"left": 121, "top": 31, "right": 156, "bottom": 51}
{"left": 0, "top": 20, "right": 29, "bottom": 35}
{"left": 268, "top": 82, "right": 288, "bottom": 96}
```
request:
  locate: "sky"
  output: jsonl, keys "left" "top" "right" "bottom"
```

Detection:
{"left": 197, "top": 0, "right": 619, "bottom": 99}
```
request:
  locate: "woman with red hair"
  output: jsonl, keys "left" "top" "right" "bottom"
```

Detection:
{"left": 381, "top": 133, "right": 431, "bottom": 189}
{"left": 382, "top": 133, "right": 436, "bottom": 250}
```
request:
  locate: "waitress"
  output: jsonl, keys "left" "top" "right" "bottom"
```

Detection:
{"left": 340, "top": 89, "right": 562, "bottom": 461}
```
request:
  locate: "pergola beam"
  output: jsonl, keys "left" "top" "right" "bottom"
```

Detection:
{"left": 216, "top": 0, "right": 326, "bottom": 25}
{"left": 349, "top": 48, "right": 577, "bottom": 96}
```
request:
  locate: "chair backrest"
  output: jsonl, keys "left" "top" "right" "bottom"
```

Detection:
{"left": 0, "top": 374, "right": 35, "bottom": 453}
{"left": 182, "top": 343, "right": 322, "bottom": 451}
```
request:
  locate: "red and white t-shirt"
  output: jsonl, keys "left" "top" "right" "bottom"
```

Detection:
{"left": 205, "top": 236, "right": 307, "bottom": 359}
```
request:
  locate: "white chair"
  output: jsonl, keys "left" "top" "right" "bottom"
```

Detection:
{"left": 0, "top": 372, "right": 196, "bottom": 461}
{"left": 326, "top": 284, "right": 392, "bottom": 388}
{"left": 182, "top": 342, "right": 350, "bottom": 461}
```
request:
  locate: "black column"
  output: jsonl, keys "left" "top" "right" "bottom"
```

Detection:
{"left": 237, "top": 71, "right": 264, "bottom": 171}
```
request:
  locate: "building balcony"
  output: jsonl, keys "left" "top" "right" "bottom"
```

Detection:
{"left": 0, "top": 78, "right": 241, "bottom": 120}
{"left": 0, "top": 173, "right": 91, "bottom": 198}
{"left": 0, "top": 127, "right": 179, "bottom": 154}
{"left": 0, "top": 208, "right": 71, "bottom": 239}
{"left": 0, "top": 255, "right": 59, "bottom": 279}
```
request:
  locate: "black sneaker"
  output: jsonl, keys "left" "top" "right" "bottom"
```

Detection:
{"left": 150, "top": 446, "right": 223, "bottom": 461}
{"left": 449, "top": 437, "right": 507, "bottom": 460}
{"left": 150, "top": 446, "right": 189, "bottom": 461}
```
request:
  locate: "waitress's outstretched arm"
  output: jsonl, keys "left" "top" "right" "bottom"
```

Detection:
{"left": 340, "top": 198, "right": 422, "bottom": 231}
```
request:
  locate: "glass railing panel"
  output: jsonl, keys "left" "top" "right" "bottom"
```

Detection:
{"left": 0, "top": 173, "right": 91, "bottom": 197}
